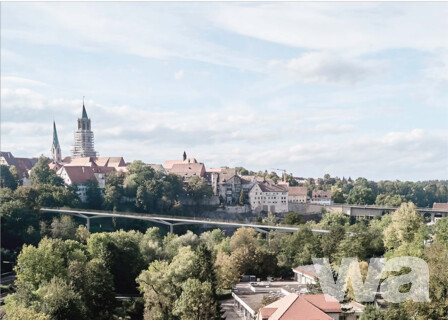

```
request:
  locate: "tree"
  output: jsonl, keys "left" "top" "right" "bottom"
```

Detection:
{"left": 238, "top": 189, "right": 245, "bottom": 206}
{"left": 51, "top": 215, "right": 77, "bottom": 240}
{"left": 187, "top": 176, "right": 213, "bottom": 203}
{"left": 15, "top": 237, "right": 87, "bottom": 289}
{"left": 215, "top": 252, "right": 239, "bottom": 290}
{"left": 103, "top": 185, "right": 121, "bottom": 210}
{"left": 1, "top": 165, "right": 18, "bottom": 189}
{"left": 282, "top": 212, "right": 304, "bottom": 225}
{"left": 75, "top": 225, "right": 90, "bottom": 244}
{"left": 434, "top": 217, "right": 448, "bottom": 247}
{"left": 359, "top": 304, "right": 385, "bottom": 320}
{"left": 35, "top": 277, "right": 87, "bottom": 320}
{"left": 87, "top": 230, "right": 145, "bottom": 293}
{"left": 346, "top": 185, "right": 375, "bottom": 205}
{"left": 263, "top": 212, "right": 277, "bottom": 225}
{"left": 68, "top": 259, "right": 116, "bottom": 320}
{"left": 137, "top": 246, "right": 199, "bottom": 320}
{"left": 173, "top": 279, "right": 219, "bottom": 320}
{"left": 383, "top": 202, "right": 424, "bottom": 252}
{"left": 320, "top": 225, "right": 345, "bottom": 262}
{"left": 318, "top": 211, "right": 349, "bottom": 229}
{"left": 331, "top": 186, "right": 345, "bottom": 203}
{"left": 29, "top": 156, "right": 63, "bottom": 186}
{"left": 2, "top": 298, "right": 50, "bottom": 320}
{"left": 375, "top": 194, "right": 403, "bottom": 207}
{"left": 85, "top": 179, "right": 102, "bottom": 209}
{"left": 1, "top": 198, "right": 40, "bottom": 249}
{"left": 277, "top": 225, "right": 321, "bottom": 268}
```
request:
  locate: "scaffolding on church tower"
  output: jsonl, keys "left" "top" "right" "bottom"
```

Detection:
{"left": 71, "top": 99, "right": 98, "bottom": 158}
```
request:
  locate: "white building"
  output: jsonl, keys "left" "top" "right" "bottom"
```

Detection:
{"left": 288, "top": 186, "right": 308, "bottom": 203}
{"left": 310, "top": 190, "right": 333, "bottom": 205}
{"left": 58, "top": 166, "right": 114, "bottom": 202}
{"left": 248, "top": 181, "right": 288, "bottom": 213}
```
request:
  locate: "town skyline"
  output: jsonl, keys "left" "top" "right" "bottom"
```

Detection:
{"left": 2, "top": 2, "right": 447, "bottom": 181}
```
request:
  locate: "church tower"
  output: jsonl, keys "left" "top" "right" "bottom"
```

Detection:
{"left": 71, "top": 99, "right": 97, "bottom": 158}
{"left": 51, "top": 121, "right": 62, "bottom": 163}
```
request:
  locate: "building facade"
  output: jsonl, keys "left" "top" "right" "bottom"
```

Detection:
{"left": 310, "top": 190, "right": 333, "bottom": 205}
{"left": 288, "top": 186, "right": 308, "bottom": 203}
{"left": 249, "top": 181, "right": 288, "bottom": 213}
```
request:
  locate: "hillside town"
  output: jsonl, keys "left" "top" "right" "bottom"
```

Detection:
{"left": 1, "top": 103, "right": 334, "bottom": 213}
{"left": 2, "top": 2, "right": 448, "bottom": 319}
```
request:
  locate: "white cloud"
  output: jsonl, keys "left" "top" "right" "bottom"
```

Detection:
{"left": 212, "top": 3, "right": 448, "bottom": 55}
{"left": 174, "top": 70, "right": 184, "bottom": 80}
{"left": 1, "top": 76, "right": 48, "bottom": 87}
{"left": 269, "top": 52, "right": 385, "bottom": 84}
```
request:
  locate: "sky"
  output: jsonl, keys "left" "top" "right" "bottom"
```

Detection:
{"left": 1, "top": 2, "right": 447, "bottom": 181}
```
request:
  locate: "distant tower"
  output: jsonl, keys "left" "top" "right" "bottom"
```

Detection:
{"left": 71, "top": 98, "right": 97, "bottom": 158}
{"left": 183, "top": 151, "right": 187, "bottom": 161}
{"left": 51, "top": 121, "right": 62, "bottom": 163}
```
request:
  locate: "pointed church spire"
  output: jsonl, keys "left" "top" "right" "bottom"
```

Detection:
{"left": 52, "top": 121, "right": 62, "bottom": 163}
{"left": 53, "top": 121, "right": 59, "bottom": 148}
{"left": 82, "top": 96, "right": 88, "bottom": 119}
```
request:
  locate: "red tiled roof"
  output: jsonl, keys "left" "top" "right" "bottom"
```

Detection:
{"left": 60, "top": 166, "right": 115, "bottom": 183}
{"left": 15, "top": 157, "right": 38, "bottom": 177}
{"left": 292, "top": 264, "right": 320, "bottom": 278}
{"left": 163, "top": 158, "right": 198, "bottom": 170}
{"left": 260, "top": 294, "right": 337, "bottom": 320}
{"left": 311, "top": 190, "right": 331, "bottom": 198}
{"left": 166, "top": 163, "right": 205, "bottom": 178}
{"left": 288, "top": 186, "right": 307, "bottom": 196}
{"left": 433, "top": 203, "right": 448, "bottom": 211}
{"left": 65, "top": 157, "right": 98, "bottom": 167}
{"left": 257, "top": 181, "right": 288, "bottom": 193}
{"left": 260, "top": 308, "right": 277, "bottom": 319}
{"left": 302, "top": 294, "right": 342, "bottom": 313}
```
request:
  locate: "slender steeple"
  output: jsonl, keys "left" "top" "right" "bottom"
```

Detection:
{"left": 71, "top": 99, "right": 97, "bottom": 158}
{"left": 82, "top": 96, "right": 88, "bottom": 119}
{"left": 51, "top": 121, "right": 62, "bottom": 163}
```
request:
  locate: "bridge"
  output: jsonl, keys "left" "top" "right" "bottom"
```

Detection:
{"left": 310, "top": 203, "right": 448, "bottom": 223}
{"left": 40, "top": 208, "right": 330, "bottom": 239}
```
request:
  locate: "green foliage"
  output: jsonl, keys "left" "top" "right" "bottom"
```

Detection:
{"left": 318, "top": 211, "right": 349, "bottom": 229}
{"left": 375, "top": 194, "right": 404, "bottom": 206}
{"left": 276, "top": 224, "right": 321, "bottom": 268}
{"left": 85, "top": 179, "right": 102, "bottom": 209}
{"left": 359, "top": 304, "right": 385, "bottom": 320}
{"left": 434, "top": 217, "right": 448, "bottom": 247}
{"left": 238, "top": 189, "right": 245, "bottom": 206}
{"left": 29, "top": 156, "right": 64, "bottom": 186}
{"left": 173, "top": 278, "right": 218, "bottom": 320}
{"left": 383, "top": 202, "right": 425, "bottom": 254}
{"left": 187, "top": 176, "right": 213, "bottom": 202}
{"left": 347, "top": 185, "right": 375, "bottom": 205}
{"left": 51, "top": 215, "right": 78, "bottom": 240}
{"left": 35, "top": 277, "right": 87, "bottom": 320}
{"left": 282, "top": 211, "right": 304, "bottom": 225}
{"left": 1, "top": 165, "right": 18, "bottom": 190}
{"left": 87, "top": 230, "right": 146, "bottom": 293}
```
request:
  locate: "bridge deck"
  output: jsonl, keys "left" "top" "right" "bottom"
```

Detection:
{"left": 40, "top": 207, "right": 329, "bottom": 234}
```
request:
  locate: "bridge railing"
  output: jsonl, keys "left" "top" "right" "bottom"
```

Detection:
{"left": 40, "top": 207, "right": 317, "bottom": 231}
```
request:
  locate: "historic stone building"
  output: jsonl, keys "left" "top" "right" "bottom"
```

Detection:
{"left": 71, "top": 101, "right": 97, "bottom": 158}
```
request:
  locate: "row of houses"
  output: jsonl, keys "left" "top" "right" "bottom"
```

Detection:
{"left": 1, "top": 149, "right": 334, "bottom": 209}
